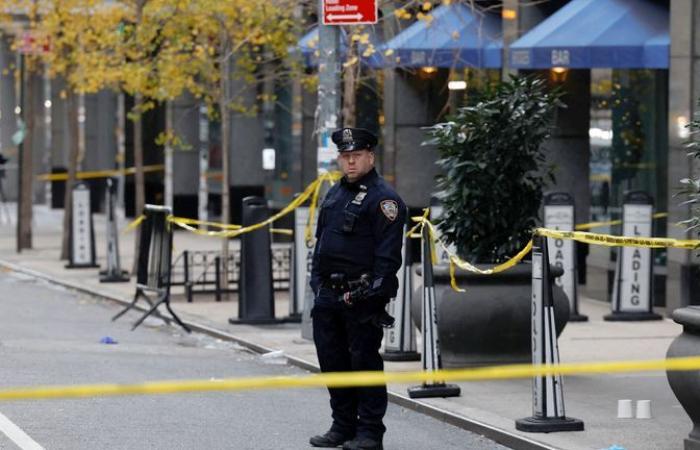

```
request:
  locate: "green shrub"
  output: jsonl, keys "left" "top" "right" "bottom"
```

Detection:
{"left": 424, "top": 75, "right": 563, "bottom": 263}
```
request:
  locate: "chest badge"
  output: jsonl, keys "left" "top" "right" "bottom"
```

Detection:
{"left": 352, "top": 191, "right": 367, "bottom": 205}
{"left": 380, "top": 200, "right": 399, "bottom": 221}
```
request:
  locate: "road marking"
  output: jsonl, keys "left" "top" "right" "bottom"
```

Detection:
{"left": 0, "top": 411, "right": 44, "bottom": 450}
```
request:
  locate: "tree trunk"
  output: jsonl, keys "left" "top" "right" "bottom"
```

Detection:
{"left": 198, "top": 103, "right": 208, "bottom": 228}
{"left": 219, "top": 51, "right": 231, "bottom": 294}
{"left": 60, "top": 91, "right": 80, "bottom": 259}
{"left": 341, "top": 43, "right": 358, "bottom": 128}
{"left": 164, "top": 100, "right": 173, "bottom": 209}
{"left": 17, "top": 60, "right": 34, "bottom": 252}
{"left": 131, "top": 93, "right": 145, "bottom": 274}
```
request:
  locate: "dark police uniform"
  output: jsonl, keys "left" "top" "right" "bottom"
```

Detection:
{"left": 309, "top": 128, "right": 406, "bottom": 450}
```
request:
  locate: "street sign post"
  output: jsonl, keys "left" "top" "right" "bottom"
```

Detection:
{"left": 322, "top": 0, "right": 378, "bottom": 25}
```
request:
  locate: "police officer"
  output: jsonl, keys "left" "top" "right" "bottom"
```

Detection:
{"left": 309, "top": 128, "right": 406, "bottom": 450}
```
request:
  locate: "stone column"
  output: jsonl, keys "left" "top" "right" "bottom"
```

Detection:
{"left": 228, "top": 75, "right": 265, "bottom": 224}
{"left": 386, "top": 69, "right": 447, "bottom": 209}
{"left": 545, "top": 69, "right": 592, "bottom": 223}
{"left": 300, "top": 84, "right": 317, "bottom": 188}
{"left": 172, "top": 93, "right": 199, "bottom": 217}
{"left": 84, "top": 90, "right": 117, "bottom": 211}
{"left": 666, "top": 0, "right": 700, "bottom": 313}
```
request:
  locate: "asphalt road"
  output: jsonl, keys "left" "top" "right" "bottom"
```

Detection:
{"left": 0, "top": 271, "right": 509, "bottom": 450}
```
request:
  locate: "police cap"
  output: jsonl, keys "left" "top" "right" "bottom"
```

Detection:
{"left": 331, "top": 127, "right": 378, "bottom": 152}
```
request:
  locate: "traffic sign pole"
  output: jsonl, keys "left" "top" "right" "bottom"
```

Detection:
{"left": 316, "top": 1, "right": 341, "bottom": 175}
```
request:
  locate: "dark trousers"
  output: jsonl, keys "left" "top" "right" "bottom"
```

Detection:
{"left": 312, "top": 299, "right": 387, "bottom": 440}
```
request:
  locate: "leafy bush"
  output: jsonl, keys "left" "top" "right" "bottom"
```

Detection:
{"left": 424, "top": 75, "right": 563, "bottom": 263}
{"left": 679, "top": 101, "right": 700, "bottom": 233}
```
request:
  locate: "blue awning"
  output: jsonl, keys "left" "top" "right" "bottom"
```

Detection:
{"left": 378, "top": 3, "right": 502, "bottom": 68}
{"left": 509, "top": 0, "right": 669, "bottom": 69}
{"left": 295, "top": 26, "right": 383, "bottom": 68}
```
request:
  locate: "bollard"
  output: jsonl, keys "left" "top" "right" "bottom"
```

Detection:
{"left": 407, "top": 224, "right": 460, "bottom": 399}
{"left": 66, "top": 182, "right": 99, "bottom": 269}
{"left": 516, "top": 234, "right": 583, "bottom": 432}
{"left": 99, "top": 179, "right": 129, "bottom": 282}
{"left": 382, "top": 225, "right": 420, "bottom": 361}
{"left": 605, "top": 191, "right": 662, "bottom": 321}
{"left": 286, "top": 202, "right": 308, "bottom": 323}
{"left": 112, "top": 205, "right": 190, "bottom": 332}
{"left": 543, "top": 192, "right": 587, "bottom": 322}
{"left": 229, "top": 196, "right": 284, "bottom": 325}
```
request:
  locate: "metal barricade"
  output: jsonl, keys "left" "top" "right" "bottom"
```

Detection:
{"left": 168, "top": 245, "right": 292, "bottom": 302}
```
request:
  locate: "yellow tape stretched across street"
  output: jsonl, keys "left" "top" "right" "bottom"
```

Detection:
{"left": 0, "top": 355, "right": 699, "bottom": 402}
{"left": 38, "top": 164, "right": 165, "bottom": 182}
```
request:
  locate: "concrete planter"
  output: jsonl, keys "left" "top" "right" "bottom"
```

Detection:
{"left": 412, "top": 263, "right": 570, "bottom": 367}
{"left": 666, "top": 306, "right": 700, "bottom": 450}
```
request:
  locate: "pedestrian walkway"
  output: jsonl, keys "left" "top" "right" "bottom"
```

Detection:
{"left": 0, "top": 205, "right": 689, "bottom": 450}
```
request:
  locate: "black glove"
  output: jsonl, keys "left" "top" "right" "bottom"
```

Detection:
{"left": 340, "top": 273, "right": 372, "bottom": 306}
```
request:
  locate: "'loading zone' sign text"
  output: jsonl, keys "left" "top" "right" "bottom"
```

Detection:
{"left": 544, "top": 205, "right": 575, "bottom": 310}
{"left": 620, "top": 204, "right": 653, "bottom": 311}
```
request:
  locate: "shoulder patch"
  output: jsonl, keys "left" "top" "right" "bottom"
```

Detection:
{"left": 380, "top": 200, "right": 399, "bottom": 221}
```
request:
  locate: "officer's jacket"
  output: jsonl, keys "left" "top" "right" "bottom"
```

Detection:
{"left": 310, "top": 168, "right": 407, "bottom": 302}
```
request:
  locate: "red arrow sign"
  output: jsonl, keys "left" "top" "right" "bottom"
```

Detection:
{"left": 322, "top": 0, "right": 377, "bottom": 25}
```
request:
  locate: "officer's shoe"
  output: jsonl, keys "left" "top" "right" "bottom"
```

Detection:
{"left": 342, "top": 436, "right": 383, "bottom": 450}
{"left": 309, "top": 430, "right": 353, "bottom": 448}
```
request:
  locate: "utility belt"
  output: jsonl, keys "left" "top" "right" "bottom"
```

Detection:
{"left": 321, "top": 273, "right": 371, "bottom": 293}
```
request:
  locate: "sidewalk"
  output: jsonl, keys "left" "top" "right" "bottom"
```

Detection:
{"left": 0, "top": 205, "right": 690, "bottom": 450}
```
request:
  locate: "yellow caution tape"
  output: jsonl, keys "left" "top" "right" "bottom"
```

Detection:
{"left": 169, "top": 216, "right": 242, "bottom": 231}
{"left": 215, "top": 172, "right": 340, "bottom": 241}
{"left": 38, "top": 164, "right": 165, "bottom": 182}
{"left": 0, "top": 355, "right": 699, "bottom": 402}
{"left": 410, "top": 215, "right": 534, "bottom": 291}
{"left": 535, "top": 227, "right": 700, "bottom": 250}
{"left": 121, "top": 172, "right": 342, "bottom": 240}
{"left": 305, "top": 172, "right": 342, "bottom": 245}
{"left": 122, "top": 214, "right": 145, "bottom": 234}
{"left": 575, "top": 212, "right": 669, "bottom": 231}
{"left": 410, "top": 213, "right": 698, "bottom": 292}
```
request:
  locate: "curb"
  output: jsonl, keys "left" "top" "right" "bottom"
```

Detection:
{"left": 0, "top": 259, "right": 557, "bottom": 450}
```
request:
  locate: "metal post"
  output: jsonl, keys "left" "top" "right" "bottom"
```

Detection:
{"left": 407, "top": 224, "right": 460, "bottom": 399}
{"left": 164, "top": 101, "right": 174, "bottom": 209}
{"left": 316, "top": 0, "right": 341, "bottom": 175}
{"left": 99, "top": 178, "right": 129, "bottom": 282}
{"left": 516, "top": 235, "right": 583, "bottom": 432}
{"left": 382, "top": 225, "right": 419, "bottom": 361}
{"left": 215, "top": 255, "right": 221, "bottom": 302}
{"left": 229, "top": 196, "right": 284, "bottom": 324}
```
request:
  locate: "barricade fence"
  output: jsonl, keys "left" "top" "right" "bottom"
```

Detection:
{"left": 169, "top": 246, "right": 292, "bottom": 302}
